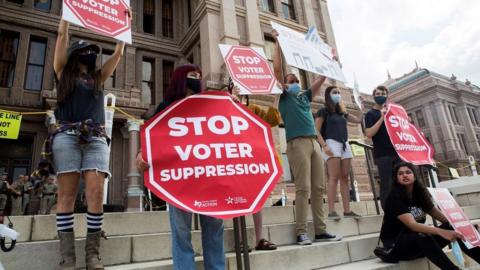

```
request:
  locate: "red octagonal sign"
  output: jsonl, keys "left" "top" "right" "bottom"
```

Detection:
{"left": 65, "top": 0, "right": 130, "bottom": 37}
{"left": 224, "top": 46, "right": 277, "bottom": 94}
{"left": 141, "top": 91, "right": 283, "bottom": 219}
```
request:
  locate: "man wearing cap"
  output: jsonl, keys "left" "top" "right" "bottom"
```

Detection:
{"left": 10, "top": 175, "right": 24, "bottom": 216}
{"left": 40, "top": 175, "right": 58, "bottom": 215}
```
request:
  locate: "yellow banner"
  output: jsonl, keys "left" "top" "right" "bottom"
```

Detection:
{"left": 0, "top": 110, "right": 22, "bottom": 139}
{"left": 449, "top": 167, "right": 460, "bottom": 179}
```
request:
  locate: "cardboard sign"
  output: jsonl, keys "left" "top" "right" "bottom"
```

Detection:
{"left": 271, "top": 22, "right": 346, "bottom": 82}
{"left": 141, "top": 91, "right": 283, "bottom": 219}
{"left": 429, "top": 188, "right": 480, "bottom": 248}
{"left": 385, "top": 103, "right": 434, "bottom": 165}
{"left": 0, "top": 110, "right": 22, "bottom": 140}
{"left": 63, "top": 0, "right": 132, "bottom": 43}
{"left": 219, "top": 44, "right": 282, "bottom": 95}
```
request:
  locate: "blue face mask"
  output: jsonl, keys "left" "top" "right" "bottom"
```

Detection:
{"left": 287, "top": 83, "right": 301, "bottom": 94}
{"left": 374, "top": 95, "right": 387, "bottom": 105}
{"left": 331, "top": 94, "right": 341, "bottom": 104}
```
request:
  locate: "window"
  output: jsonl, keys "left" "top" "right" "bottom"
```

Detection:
{"left": 415, "top": 110, "right": 426, "bottom": 128}
{"left": 261, "top": 0, "right": 275, "bottom": 13}
{"left": 34, "top": 0, "right": 51, "bottom": 11}
{"left": 143, "top": 0, "right": 155, "bottom": 34}
{"left": 7, "top": 0, "right": 24, "bottom": 4}
{"left": 142, "top": 58, "right": 155, "bottom": 105}
{"left": 162, "top": 0, "right": 174, "bottom": 38}
{"left": 0, "top": 30, "right": 20, "bottom": 88}
{"left": 25, "top": 37, "right": 47, "bottom": 91}
{"left": 457, "top": 133, "right": 468, "bottom": 155}
{"left": 467, "top": 107, "right": 479, "bottom": 126}
{"left": 162, "top": 60, "right": 174, "bottom": 99}
{"left": 448, "top": 105, "right": 459, "bottom": 125}
{"left": 281, "top": 0, "right": 296, "bottom": 20}
{"left": 101, "top": 50, "right": 115, "bottom": 89}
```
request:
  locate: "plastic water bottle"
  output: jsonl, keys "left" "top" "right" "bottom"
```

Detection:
{"left": 452, "top": 241, "right": 465, "bottom": 269}
{"left": 281, "top": 189, "right": 286, "bottom": 207}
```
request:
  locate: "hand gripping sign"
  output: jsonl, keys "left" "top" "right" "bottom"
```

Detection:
{"left": 429, "top": 188, "right": 480, "bottom": 248}
{"left": 141, "top": 91, "right": 283, "bottom": 219}
{"left": 385, "top": 103, "right": 434, "bottom": 165}
{"left": 63, "top": 0, "right": 132, "bottom": 43}
{"left": 219, "top": 44, "right": 282, "bottom": 95}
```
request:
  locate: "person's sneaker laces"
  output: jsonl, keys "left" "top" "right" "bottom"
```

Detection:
{"left": 328, "top": 211, "right": 341, "bottom": 221}
{"left": 344, "top": 211, "right": 362, "bottom": 219}
{"left": 296, "top": 233, "right": 312, "bottom": 245}
{"left": 315, "top": 232, "right": 342, "bottom": 242}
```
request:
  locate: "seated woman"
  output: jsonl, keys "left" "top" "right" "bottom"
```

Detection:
{"left": 380, "top": 162, "right": 480, "bottom": 269}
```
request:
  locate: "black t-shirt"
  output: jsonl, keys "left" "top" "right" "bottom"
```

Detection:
{"left": 316, "top": 107, "right": 348, "bottom": 144}
{"left": 380, "top": 189, "right": 427, "bottom": 242}
{"left": 55, "top": 73, "right": 105, "bottom": 124}
{"left": 364, "top": 109, "right": 397, "bottom": 158}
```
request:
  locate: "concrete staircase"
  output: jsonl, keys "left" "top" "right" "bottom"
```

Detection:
{"left": 1, "top": 201, "right": 479, "bottom": 270}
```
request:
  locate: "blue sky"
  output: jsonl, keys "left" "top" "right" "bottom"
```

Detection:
{"left": 328, "top": 0, "right": 480, "bottom": 93}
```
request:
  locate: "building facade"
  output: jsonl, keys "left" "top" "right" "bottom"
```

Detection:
{"left": 0, "top": 0, "right": 372, "bottom": 209}
{"left": 384, "top": 67, "right": 480, "bottom": 178}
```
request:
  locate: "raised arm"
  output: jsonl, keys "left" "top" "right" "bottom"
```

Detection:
{"left": 54, "top": 19, "right": 70, "bottom": 78}
{"left": 364, "top": 108, "right": 386, "bottom": 138}
{"left": 271, "top": 30, "right": 284, "bottom": 86}
{"left": 311, "top": 75, "right": 326, "bottom": 98}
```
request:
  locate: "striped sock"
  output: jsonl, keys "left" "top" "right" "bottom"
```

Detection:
{"left": 87, "top": 212, "right": 103, "bottom": 233}
{"left": 56, "top": 213, "right": 74, "bottom": 232}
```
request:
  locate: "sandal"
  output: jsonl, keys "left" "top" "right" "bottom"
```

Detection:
{"left": 239, "top": 242, "right": 252, "bottom": 253}
{"left": 255, "top": 239, "right": 277, "bottom": 250}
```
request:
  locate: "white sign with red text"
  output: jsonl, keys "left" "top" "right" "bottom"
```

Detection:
{"left": 63, "top": 0, "right": 132, "bottom": 43}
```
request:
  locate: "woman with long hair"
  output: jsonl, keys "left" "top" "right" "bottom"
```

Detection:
{"left": 136, "top": 64, "right": 225, "bottom": 270}
{"left": 51, "top": 13, "right": 130, "bottom": 270}
{"left": 315, "top": 86, "right": 363, "bottom": 220}
{"left": 379, "top": 162, "right": 480, "bottom": 269}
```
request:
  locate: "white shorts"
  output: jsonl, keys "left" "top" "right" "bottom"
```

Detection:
{"left": 323, "top": 139, "right": 353, "bottom": 161}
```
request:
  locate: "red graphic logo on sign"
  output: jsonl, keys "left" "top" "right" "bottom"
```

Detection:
{"left": 385, "top": 103, "right": 434, "bottom": 165}
{"left": 224, "top": 46, "right": 276, "bottom": 94}
{"left": 429, "top": 188, "right": 480, "bottom": 247}
{"left": 141, "top": 91, "right": 282, "bottom": 219}
{"left": 65, "top": 0, "right": 130, "bottom": 37}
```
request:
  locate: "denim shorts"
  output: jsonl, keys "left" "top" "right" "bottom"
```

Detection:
{"left": 52, "top": 131, "right": 111, "bottom": 177}
{"left": 323, "top": 139, "right": 353, "bottom": 161}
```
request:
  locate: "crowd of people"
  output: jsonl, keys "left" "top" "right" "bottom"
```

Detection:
{"left": 1, "top": 14, "right": 477, "bottom": 270}
{"left": 0, "top": 173, "right": 58, "bottom": 217}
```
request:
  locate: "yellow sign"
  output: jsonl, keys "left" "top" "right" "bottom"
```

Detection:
{"left": 349, "top": 139, "right": 366, "bottom": 156}
{"left": 0, "top": 110, "right": 22, "bottom": 139}
{"left": 449, "top": 167, "right": 460, "bottom": 179}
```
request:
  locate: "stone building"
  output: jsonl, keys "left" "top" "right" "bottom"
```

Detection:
{"left": 383, "top": 67, "right": 480, "bottom": 178}
{"left": 0, "top": 0, "right": 372, "bottom": 210}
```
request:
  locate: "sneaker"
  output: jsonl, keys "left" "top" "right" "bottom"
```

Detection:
{"left": 296, "top": 233, "right": 312, "bottom": 245}
{"left": 315, "top": 232, "right": 342, "bottom": 242}
{"left": 344, "top": 211, "right": 361, "bottom": 219}
{"left": 328, "top": 212, "right": 341, "bottom": 221}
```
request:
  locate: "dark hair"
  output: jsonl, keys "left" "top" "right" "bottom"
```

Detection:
{"left": 164, "top": 64, "right": 202, "bottom": 103}
{"left": 372, "top": 85, "right": 389, "bottom": 96}
{"left": 391, "top": 162, "right": 435, "bottom": 212}
{"left": 284, "top": 73, "right": 299, "bottom": 84}
{"left": 324, "top": 86, "right": 346, "bottom": 114}
{"left": 56, "top": 51, "right": 101, "bottom": 104}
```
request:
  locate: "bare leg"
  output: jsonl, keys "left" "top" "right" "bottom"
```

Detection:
{"left": 253, "top": 211, "right": 263, "bottom": 244}
{"left": 326, "top": 158, "right": 341, "bottom": 213}
{"left": 56, "top": 173, "right": 80, "bottom": 213}
{"left": 83, "top": 171, "right": 105, "bottom": 213}
{"left": 339, "top": 158, "right": 352, "bottom": 213}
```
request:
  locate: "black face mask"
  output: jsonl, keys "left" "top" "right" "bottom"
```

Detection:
{"left": 78, "top": 53, "right": 97, "bottom": 70}
{"left": 186, "top": 78, "right": 202, "bottom": 93}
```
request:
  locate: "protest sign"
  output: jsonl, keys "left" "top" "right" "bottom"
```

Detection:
{"left": 0, "top": 111, "right": 22, "bottom": 140}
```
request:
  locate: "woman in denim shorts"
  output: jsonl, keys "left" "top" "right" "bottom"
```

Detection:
{"left": 51, "top": 14, "right": 129, "bottom": 270}
{"left": 315, "top": 86, "right": 363, "bottom": 220}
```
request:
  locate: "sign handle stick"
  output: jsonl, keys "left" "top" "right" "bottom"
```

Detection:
{"left": 240, "top": 216, "right": 251, "bottom": 270}
{"left": 233, "top": 218, "right": 243, "bottom": 269}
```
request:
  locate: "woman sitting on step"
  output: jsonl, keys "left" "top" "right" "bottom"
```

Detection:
{"left": 379, "top": 162, "right": 480, "bottom": 269}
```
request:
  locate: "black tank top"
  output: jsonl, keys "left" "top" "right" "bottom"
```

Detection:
{"left": 55, "top": 73, "right": 105, "bottom": 124}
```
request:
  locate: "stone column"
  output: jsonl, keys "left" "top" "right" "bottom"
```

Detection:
{"left": 318, "top": 0, "right": 338, "bottom": 48}
{"left": 244, "top": 0, "right": 263, "bottom": 47}
{"left": 302, "top": 0, "right": 317, "bottom": 28}
{"left": 125, "top": 120, "right": 144, "bottom": 212}
{"left": 423, "top": 103, "right": 442, "bottom": 157}
{"left": 435, "top": 101, "right": 458, "bottom": 159}
{"left": 458, "top": 103, "right": 480, "bottom": 156}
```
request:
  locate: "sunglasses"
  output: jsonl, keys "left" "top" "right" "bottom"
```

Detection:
{"left": 78, "top": 49, "right": 97, "bottom": 56}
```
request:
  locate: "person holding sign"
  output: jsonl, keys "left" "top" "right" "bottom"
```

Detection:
{"left": 315, "top": 86, "right": 363, "bottom": 220}
{"left": 379, "top": 162, "right": 480, "bottom": 268}
{"left": 50, "top": 12, "right": 130, "bottom": 270}
{"left": 364, "top": 86, "right": 400, "bottom": 210}
{"left": 272, "top": 31, "right": 340, "bottom": 245}
{"left": 136, "top": 64, "right": 225, "bottom": 270}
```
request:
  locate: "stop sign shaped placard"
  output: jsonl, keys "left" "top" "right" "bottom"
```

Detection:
{"left": 220, "top": 45, "right": 280, "bottom": 95}
{"left": 141, "top": 91, "right": 283, "bottom": 219}
{"left": 385, "top": 103, "right": 435, "bottom": 165}
{"left": 63, "top": 0, "right": 131, "bottom": 43}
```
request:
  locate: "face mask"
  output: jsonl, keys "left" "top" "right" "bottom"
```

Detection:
{"left": 374, "top": 96, "right": 387, "bottom": 105}
{"left": 186, "top": 78, "right": 202, "bottom": 93}
{"left": 78, "top": 53, "right": 97, "bottom": 70}
{"left": 331, "top": 94, "right": 341, "bottom": 104}
{"left": 287, "top": 83, "right": 301, "bottom": 94}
